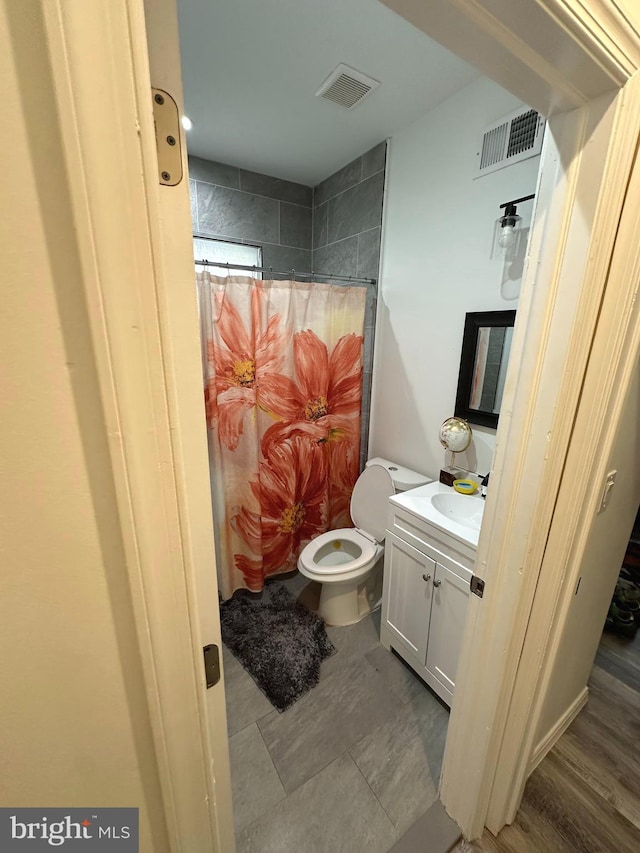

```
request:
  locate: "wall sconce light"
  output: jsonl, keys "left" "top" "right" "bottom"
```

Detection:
{"left": 492, "top": 193, "right": 535, "bottom": 258}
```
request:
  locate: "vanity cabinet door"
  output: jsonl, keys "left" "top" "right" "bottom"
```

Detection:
{"left": 425, "top": 563, "right": 471, "bottom": 696}
{"left": 382, "top": 532, "right": 435, "bottom": 664}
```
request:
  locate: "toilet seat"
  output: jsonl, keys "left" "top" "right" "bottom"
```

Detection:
{"left": 299, "top": 528, "right": 377, "bottom": 576}
{"left": 298, "top": 464, "right": 395, "bottom": 581}
{"left": 296, "top": 459, "right": 430, "bottom": 626}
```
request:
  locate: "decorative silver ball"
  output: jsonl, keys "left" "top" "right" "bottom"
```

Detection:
{"left": 439, "top": 417, "right": 472, "bottom": 453}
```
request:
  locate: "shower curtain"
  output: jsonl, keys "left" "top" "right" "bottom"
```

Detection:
{"left": 197, "top": 272, "right": 367, "bottom": 599}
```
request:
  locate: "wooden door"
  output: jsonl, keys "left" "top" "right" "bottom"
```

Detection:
{"left": 141, "top": 2, "right": 236, "bottom": 850}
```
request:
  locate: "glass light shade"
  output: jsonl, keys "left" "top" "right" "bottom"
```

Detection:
{"left": 498, "top": 225, "right": 517, "bottom": 248}
{"left": 492, "top": 214, "right": 522, "bottom": 258}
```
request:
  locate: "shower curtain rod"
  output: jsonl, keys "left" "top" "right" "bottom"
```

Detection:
{"left": 195, "top": 259, "right": 376, "bottom": 285}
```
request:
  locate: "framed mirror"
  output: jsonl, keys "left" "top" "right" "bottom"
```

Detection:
{"left": 454, "top": 310, "right": 516, "bottom": 429}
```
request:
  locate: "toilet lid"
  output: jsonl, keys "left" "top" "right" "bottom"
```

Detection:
{"left": 350, "top": 464, "right": 395, "bottom": 542}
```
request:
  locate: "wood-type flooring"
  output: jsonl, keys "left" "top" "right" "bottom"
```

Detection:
{"left": 452, "top": 629, "right": 640, "bottom": 853}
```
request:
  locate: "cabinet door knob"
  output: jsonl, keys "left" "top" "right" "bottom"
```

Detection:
{"left": 433, "top": 579, "right": 442, "bottom": 588}
{"left": 422, "top": 573, "right": 431, "bottom": 582}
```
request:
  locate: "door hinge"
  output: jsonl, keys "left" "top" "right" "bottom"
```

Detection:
{"left": 151, "top": 88, "right": 183, "bottom": 186}
{"left": 203, "top": 644, "right": 221, "bottom": 688}
{"left": 470, "top": 576, "right": 485, "bottom": 598}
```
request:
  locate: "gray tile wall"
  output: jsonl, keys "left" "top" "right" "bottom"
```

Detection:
{"left": 189, "top": 155, "right": 312, "bottom": 276}
{"left": 312, "top": 142, "right": 387, "bottom": 470}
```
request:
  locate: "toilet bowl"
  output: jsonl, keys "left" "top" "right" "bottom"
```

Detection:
{"left": 298, "top": 458, "right": 431, "bottom": 626}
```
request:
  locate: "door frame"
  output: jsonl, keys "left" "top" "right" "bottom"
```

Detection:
{"left": 39, "top": 0, "right": 640, "bottom": 847}
{"left": 485, "top": 73, "right": 640, "bottom": 832}
{"left": 441, "top": 82, "right": 640, "bottom": 836}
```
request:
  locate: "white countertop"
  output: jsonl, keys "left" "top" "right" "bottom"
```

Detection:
{"left": 390, "top": 480, "right": 484, "bottom": 548}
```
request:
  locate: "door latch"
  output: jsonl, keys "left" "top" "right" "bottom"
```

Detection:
{"left": 203, "top": 644, "right": 221, "bottom": 688}
{"left": 470, "top": 576, "right": 485, "bottom": 598}
{"left": 598, "top": 469, "right": 617, "bottom": 513}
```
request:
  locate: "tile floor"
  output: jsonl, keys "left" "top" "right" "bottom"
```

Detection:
{"left": 223, "top": 572, "right": 450, "bottom": 853}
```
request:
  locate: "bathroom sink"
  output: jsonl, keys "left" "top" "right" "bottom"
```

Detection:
{"left": 430, "top": 492, "right": 484, "bottom": 531}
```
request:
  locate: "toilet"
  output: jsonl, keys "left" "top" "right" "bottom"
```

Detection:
{"left": 298, "top": 458, "right": 431, "bottom": 626}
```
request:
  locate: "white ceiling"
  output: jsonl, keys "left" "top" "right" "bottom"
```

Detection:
{"left": 177, "top": 0, "right": 479, "bottom": 187}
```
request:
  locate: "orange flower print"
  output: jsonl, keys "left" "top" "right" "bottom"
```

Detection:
{"left": 207, "top": 287, "right": 290, "bottom": 451}
{"left": 232, "top": 438, "right": 328, "bottom": 590}
{"left": 261, "top": 330, "right": 363, "bottom": 455}
{"left": 326, "top": 438, "right": 360, "bottom": 529}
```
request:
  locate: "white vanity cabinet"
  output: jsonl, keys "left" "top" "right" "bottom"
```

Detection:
{"left": 380, "top": 496, "right": 477, "bottom": 707}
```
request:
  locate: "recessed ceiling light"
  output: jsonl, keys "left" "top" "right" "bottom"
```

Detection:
{"left": 181, "top": 116, "right": 193, "bottom": 131}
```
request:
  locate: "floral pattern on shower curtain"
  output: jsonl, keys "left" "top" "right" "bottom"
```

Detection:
{"left": 198, "top": 272, "right": 366, "bottom": 599}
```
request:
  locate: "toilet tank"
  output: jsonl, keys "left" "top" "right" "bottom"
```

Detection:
{"left": 365, "top": 457, "right": 432, "bottom": 493}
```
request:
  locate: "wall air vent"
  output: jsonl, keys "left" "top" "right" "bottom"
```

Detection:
{"left": 316, "top": 64, "right": 380, "bottom": 110}
{"left": 475, "top": 107, "right": 545, "bottom": 179}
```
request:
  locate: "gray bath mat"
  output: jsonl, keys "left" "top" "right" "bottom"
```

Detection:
{"left": 220, "top": 583, "right": 335, "bottom": 712}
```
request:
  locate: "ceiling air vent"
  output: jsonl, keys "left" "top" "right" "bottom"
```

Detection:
{"left": 316, "top": 64, "right": 380, "bottom": 110}
{"left": 475, "top": 107, "right": 545, "bottom": 179}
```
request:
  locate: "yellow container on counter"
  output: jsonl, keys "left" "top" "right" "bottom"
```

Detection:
{"left": 452, "top": 479, "right": 479, "bottom": 495}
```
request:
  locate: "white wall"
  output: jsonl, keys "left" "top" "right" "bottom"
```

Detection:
{"left": 0, "top": 4, "right": 167, "bottom": 848}
{"left": 369, "top": 76, "right": 540, "bottom": 479}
